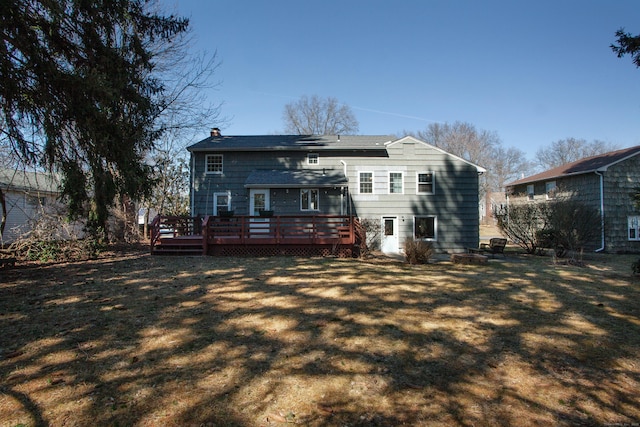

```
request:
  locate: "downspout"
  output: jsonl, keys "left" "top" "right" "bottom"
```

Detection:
{"left": 340, "top": 160, "right": 348, "bottom": 216}
{"left": 190, "top": 153, "right": 196, "bottom": 217}
{"left": 595, "top": 170, "right": 605, "bottom": 252}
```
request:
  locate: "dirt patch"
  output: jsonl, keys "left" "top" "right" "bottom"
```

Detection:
{"left": 1, "top": 249, "right": 639, "bottom": 426}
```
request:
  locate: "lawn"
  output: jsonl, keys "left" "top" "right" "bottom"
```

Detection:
{"left": 1, "top": 249, "right": 639, "bottom": 426}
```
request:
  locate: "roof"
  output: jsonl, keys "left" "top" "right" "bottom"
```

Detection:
{"left": 0, "top": 168, "right": 60, "bottom": 193}
{"left": 506, "top": 145, "right": 640, "bottom": 187}
{"left": 245, "top": 169, "right": 349, "bottom": 188}
{"left": 187, "top": 134, "right": 394, "bottom": 152}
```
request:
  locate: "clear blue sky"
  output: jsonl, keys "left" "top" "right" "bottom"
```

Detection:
{"left": 171, "top": 0, "right": 640, "bottom": 160}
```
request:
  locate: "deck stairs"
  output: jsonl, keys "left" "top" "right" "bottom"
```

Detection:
{"left": 151, "top": 236, "right": 203, "bottom": 255}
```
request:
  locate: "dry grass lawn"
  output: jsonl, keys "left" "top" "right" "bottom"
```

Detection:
{"left": 1, "top": 248, "right": 639, "bottom": 426}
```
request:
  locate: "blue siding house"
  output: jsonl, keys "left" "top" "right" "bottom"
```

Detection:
{"left": 187, "top": 129, "right": 485, "bottom": 254}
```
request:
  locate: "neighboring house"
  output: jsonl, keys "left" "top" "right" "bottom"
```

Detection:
{"left": 505, "top": 145, "right": 640, "bottom": 253}
{"left": 187, "top": 130, "right": 485, "bottom": 254}
{"left": 0, "top": 168, "right": 61, "bottom": 244}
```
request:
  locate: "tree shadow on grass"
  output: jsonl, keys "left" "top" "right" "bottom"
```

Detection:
{"left": 0, "top": 253, "right": 639, "bottom": 425}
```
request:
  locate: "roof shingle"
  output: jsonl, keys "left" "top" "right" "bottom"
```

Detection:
{"left": 506, "top": 145, "right": 640, "bottom": 187}
{"left": 245, "top": 169, "right": 348, "bottom": 188}
{"left": 187, "top": 134, "right": 393, "bottom": 152}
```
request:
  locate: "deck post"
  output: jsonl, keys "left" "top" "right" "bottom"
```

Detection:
{"left": 202, "top": 216, "right": 209, "bottom": 255}
{"left": 312, "top": 215, "right": 317, "bottom": 244}
{"left": 349, "top": 216, "right": 355, "bottom": 244}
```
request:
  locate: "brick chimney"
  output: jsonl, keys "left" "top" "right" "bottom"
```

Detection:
{"left": 210, "top": 127, "right": 221, "bottom": 137}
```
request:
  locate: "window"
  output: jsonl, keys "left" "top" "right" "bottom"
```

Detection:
{"left": 414, "top": 216, "right": 437, "bottom": 240}
{"left": 417, "top": 172, "right": 434, "bottom": 194}
{"left": 214, "top": 192, "right": 230, "bottom": 215}
{"left": 301, "top": 188, "right": 319, "bottom": 210}
{"left": 384, "top": 218, "right": 394, "bottom": 236}
{"left": 629, "top": 216, "right": 640, "bottom": 241}
{"left": 359, "top": 172, "right": 373, "bottom": 194}
{"left": 206, "top": 154, "right": 223, "bottom": 174}
{"left": 389, "top": 172, "right": 403, "bottom": 194}
{"left": 27, "top": 195, "right": 46, "bottom": 207}
{"left": 545, "top": 181, "right": 556, "bottom": 200}
{"left": 307, "top": 153, "right": 319, "bottom": 165}
{"left": 527, "top": 184, "right": 534, "bottom": 200}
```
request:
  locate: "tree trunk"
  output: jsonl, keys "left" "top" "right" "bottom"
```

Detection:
{"left": 0, "top": 187, "right": 6, "bottom": 240}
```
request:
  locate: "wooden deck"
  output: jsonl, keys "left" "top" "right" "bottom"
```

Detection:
{"left": 150, "top": 215, "right": 359, "bottom": 257}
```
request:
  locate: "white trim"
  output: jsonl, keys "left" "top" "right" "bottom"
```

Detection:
{"left": 307, "top": 153, "right": 319, "bottom": 165}
{"left": 205, "top": 154, "right": 223, "bottom": 174}
{"left": 416, "top": 171, "right": 435, "bottom": 195}
{"left": 413, "top": 215, "right": 437, "bottom": 241}
{"left": 213, "top": 191, "right": 231, "bottom": 215}
{"left": 300, "top": 188, "right": 320, "bottom": 211}
{"left": 388, "top": 171, "right": 404, "bottom": 194}
{"left": 628, "top": 215, "right": 640, "bottom": 241}
{"left": 381, "top": 216, "right": 400, "bottom": 254}
{"left": 249, "top": 189, "right": 270, "bottom": 215}
{"left": 358, "top": 171, "right": 374, "bottom": 194}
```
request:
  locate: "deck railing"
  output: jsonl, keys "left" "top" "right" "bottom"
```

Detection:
{"left": 150, "top": 215, "right": 202, "bottom": 251}
{"left": 151, "top": 214, "right": 355, "bottom": 255}
{"left": 202, "top": 215, "right": 354, "bottom": 253}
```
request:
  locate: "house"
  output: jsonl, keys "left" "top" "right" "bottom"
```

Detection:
{"left": 504, "top": 145, "right": 640, "bottom": 253}
{"left": 186, "top": 130, "right": 485, "bottom": 254}
{"left": 0, "top": 168, "right": 61, "bottom": 244}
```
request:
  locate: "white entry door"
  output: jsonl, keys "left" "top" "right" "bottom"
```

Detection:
{"left": 249, "top": 189, "right": 270, "bottom": 234}
{"left": 380, "top": 216, "right": 400, "bottom": 254}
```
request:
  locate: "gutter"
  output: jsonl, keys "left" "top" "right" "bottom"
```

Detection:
{"left": 595, "top": 170, "right": 605, "bottom": 252}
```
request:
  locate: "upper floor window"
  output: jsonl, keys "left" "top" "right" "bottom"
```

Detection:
{"left": 545, "top": 181, "right": 556, "bottom": 200}
{"left": 301, "top": 188, "right": 319, "bottom": 210}
{"left": 527, "top": 184, "right": 534, "bottom": 201}
{"left": 206, "top": 154, "right": 223, "bottom": 174}
{"left": 359, "top": 172, "right": 373, "bottom": 194}
{"left": 417, "top": 172, "right": 434, "bottom": 194}
{"left": 307, "top": 153, "right": 319, "bottom": 165}
{"left": 629, "top": 216, "right": 640, "bottom": 241}
{"left": 389, "top": 172, "right": 403, "bottom": 194}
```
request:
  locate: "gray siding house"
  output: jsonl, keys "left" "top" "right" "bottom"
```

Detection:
{"left": 1, "top": 168, "right": 60, "bottom": 244}
{"left": 187, "top": 131, "right": 485, "bottom": 254}
{"left": 505, "top": 145, "right": 640, "bottom": 253}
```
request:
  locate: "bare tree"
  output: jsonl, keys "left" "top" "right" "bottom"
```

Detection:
{"left": 407, "top": 121, "right": 530, "bottom": 193}
{"left": 414, "top": 122, "right": 500, "bottom": 168}
{"left": 137, "top": 33, "right": 224, "bottom": 238}
{"left": 491, "top": 146, "right": 535, "bottom": 191}
{"left": 283, "top": 95, "right": 359, "bottom": 135}
{"left": 535, "top": 138, "right": 619, "bottom": 170}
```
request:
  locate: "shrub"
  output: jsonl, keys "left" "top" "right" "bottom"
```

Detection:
{"left": 355, "top": 217, "right": 381, "bottom": 258}
{"left": 403, "top": 239, "right": 433, "bottom": 264}
{"left": 495, "top": 202, "right": 549, "bottom": 254}
{"left": 496, "top": 197, "right": 600, "bottom": 258}
{"left": 8, "top": 202, "right": 103, "bottom": 263}
{"left": 545, "top": 199, "right": 600, "bottom": 257}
